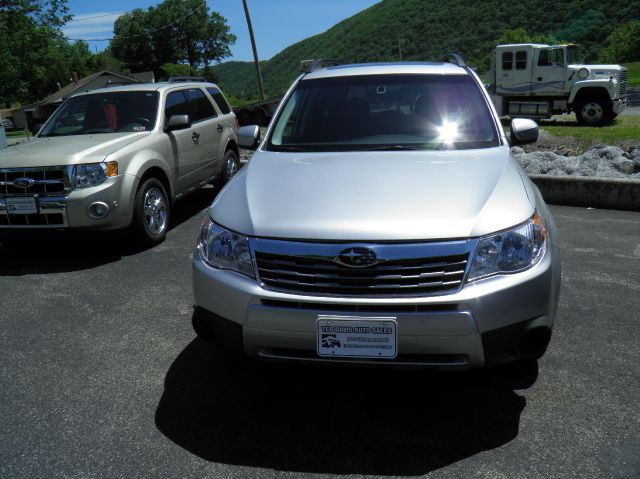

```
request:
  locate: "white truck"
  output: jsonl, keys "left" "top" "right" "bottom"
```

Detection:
{"left": 487, "top": 43, "right": 628, "bottom": 125}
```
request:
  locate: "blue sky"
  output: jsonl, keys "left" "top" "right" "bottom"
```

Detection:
{"left": 62, "top": 0, "right": 380, "bottom": 61}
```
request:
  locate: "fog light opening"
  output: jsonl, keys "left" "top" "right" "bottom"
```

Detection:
{"left": 518, "top": 326, "right": 552, "bottom": 357}
{"left": 87, "top": 202, "right": 110, "bottom": 219}
{"left": 192, "top": 314, "right": 217, "bottom": 343}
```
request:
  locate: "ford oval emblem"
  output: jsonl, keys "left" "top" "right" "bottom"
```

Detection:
{"left": 13, "top": 177, "right": 36, "bottom": 188}
{"left": 336, "top": 247, "right": 379, "bottom": 268}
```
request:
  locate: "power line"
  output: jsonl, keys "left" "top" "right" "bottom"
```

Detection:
{"left": 66, "top": 1, "right": 207, "bottom": 42}
{"left": 67, "top": 12, "right": 125, "bottom": 23}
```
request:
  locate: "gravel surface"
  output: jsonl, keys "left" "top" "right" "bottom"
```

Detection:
{"left": 513, "top": 143, "right": 640, "bottom": 179}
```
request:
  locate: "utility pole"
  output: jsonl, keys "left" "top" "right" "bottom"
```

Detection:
{"left": 242, "top": 0, "right": 265, "bottom": 101}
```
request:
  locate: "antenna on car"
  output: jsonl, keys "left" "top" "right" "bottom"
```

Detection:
{"left": 440, "top": 53, "right": 467, "bottom": 68}
{"left": 168, "top": 76, "right": 207, "bottom": 83}
{"left": 300, "top": 59, "right": 341, "bottom": 73}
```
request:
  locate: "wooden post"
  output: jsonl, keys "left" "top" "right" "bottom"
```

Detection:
{"left": 242, "top": 0, "right": 265, "bottom": 101}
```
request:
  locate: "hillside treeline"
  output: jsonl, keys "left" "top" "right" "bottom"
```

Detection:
{"left": 212, "top": 0, "right": 640, "bottom": 100}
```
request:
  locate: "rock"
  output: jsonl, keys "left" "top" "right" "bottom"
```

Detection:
{"left": 514, "top": 143, "right": 638, "bottom": 179}
{"left": 510, "top": 146, "right": 525, "bottom": 155}
{"left": 612, "top": 158, "right": 635, "bottom": 175}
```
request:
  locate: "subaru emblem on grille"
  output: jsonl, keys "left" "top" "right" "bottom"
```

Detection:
{"left": 12, "top": 177, "right": 35, "bottom": 188}
{"left": 335, "top": 247, "right": 379, "bottom": 268}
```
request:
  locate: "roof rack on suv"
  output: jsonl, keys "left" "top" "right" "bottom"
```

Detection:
{"left": 168, "top": 76, "right": 207, "bottom": 83}
{"left": 440, "top": 53, "right": 467, "bottom": 68}
{"left": 300, "top": 59, "right": 340, "bottom": 74}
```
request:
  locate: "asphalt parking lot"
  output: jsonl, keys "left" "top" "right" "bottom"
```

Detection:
{"left": 0, "top": 191, "right": 639, "bottom": 478}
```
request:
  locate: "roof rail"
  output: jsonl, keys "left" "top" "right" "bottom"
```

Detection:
{"left": 440, "top": 53, "right": 467, "bottom": 68}
{"left": 300, "top": 59, "right": 340, "bottom": 74}
{"left": 168, "top": 76, "right": 207, "bottom": 83}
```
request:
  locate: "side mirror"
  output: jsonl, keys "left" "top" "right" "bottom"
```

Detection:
{"left": 237, "top": 125, "right": 260, "bottom": 150}
{"left": 510, "top": 118, "right": 539, "bottom": 145}
{"left": 166, "top": 114, "right": 191, "bottom": 131}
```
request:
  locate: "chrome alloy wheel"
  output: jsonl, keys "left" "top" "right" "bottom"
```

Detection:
{"left": 143, "top": 187, "right": 168, "bottom": 235}
{"left": 225, "top": 154, "right": 239, "bottom": 181}
{"left": 581, "top": 102, "right": 603, "bottom": 123}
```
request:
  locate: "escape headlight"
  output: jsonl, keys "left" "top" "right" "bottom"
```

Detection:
{"left": 74, "top": 162, "right": 118, "bottom": 189}
{"left": 467, "top": 212, "right": 547, "bottom": 282}
{"left": 198, "top": 216, "right": 254, "bottom": 278}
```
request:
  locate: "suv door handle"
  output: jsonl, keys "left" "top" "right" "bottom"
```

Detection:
{"left": 192, "top": 132, "right": 200, "bottom": 144}
{"left": 216, "top": 124, "right": 223, "bottom": 133}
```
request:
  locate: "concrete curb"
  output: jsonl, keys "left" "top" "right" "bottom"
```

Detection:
{"left": 530, "top": 174, "right": 640, "bottom": 211}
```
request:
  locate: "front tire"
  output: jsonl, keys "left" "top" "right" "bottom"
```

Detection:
{"left": 575, "top": 97, "right": 613, "bottom": 126}
{"left": 131, "top": 178, "right": 170, "bottom": 246}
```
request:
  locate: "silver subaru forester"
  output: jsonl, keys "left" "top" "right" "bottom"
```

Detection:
{"left": 191, "top": 58, "right": 561, "bottom": 369}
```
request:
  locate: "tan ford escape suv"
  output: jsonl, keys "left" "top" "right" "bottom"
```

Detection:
{"left": 0, "top": 80, "right": 240, "bottom": 245}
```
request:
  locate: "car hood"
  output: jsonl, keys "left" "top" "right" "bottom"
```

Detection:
{"left": 0, "top": 132, "right": 148, "bottom": 168}
{"left": 212, "top": 146, "right": 535, "bottom": 241}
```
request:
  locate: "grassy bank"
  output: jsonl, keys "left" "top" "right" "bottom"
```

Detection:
{"left": 540, "top": 115, "right": 640, "bottom": 145}
{"left": 5, "top": 130, "right": 31, "bottom": 139}
{"left": 622, "top": 62, "right": 640, "bottom": 87}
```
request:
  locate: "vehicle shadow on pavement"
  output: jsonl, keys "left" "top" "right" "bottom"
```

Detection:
{"left": 0, "top": 186, "right": 216, "bottom": 276}
{"left": 156, "top": 339, "right": 536, "bottom": 475}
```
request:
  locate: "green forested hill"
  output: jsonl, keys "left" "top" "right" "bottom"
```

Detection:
{"left": 213, "top": 0, "right": 640, "bottom": 100}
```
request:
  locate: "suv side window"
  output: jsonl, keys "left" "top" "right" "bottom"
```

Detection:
{"left": 165, "top": 90, "right": 189, "bottom": 123}
{"left": 515, "top": 51, "right": 527, "bottom": 69}
{"left": 185, "top": 88, "right": 217, "bottom": 122}
{"left": 206, "top": 87, "right": 232, "bottom": 114}
{"left": 502, "top": 52, "right": 513, "bottom": 70}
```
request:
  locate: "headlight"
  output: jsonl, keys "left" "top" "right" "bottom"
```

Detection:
{"left": 198, "top": 216, "right": 254, "bottom": 278}
{"left": 467, "top": 212, "right": 546, "bottom": 282}
{"left": 74, "top": 162, "right": 118, "bottom": 189}
{"left": 577, "top": 67, "right": 589, "bottom": 79}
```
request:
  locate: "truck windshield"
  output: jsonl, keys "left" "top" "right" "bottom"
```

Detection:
{"left": 39, "top": 91, "right": 159, "bottom": 137}
{"left": 267, "top": 74, "right": 499, "bottom": 151}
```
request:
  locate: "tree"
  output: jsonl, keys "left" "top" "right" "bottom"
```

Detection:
{"left": 160, "top": 63, "right": 195, "bottom": 79}
{"left": 110, "top": 9, "right": 156, "bottom": 73}
{"left": 599, "top": 20, "right": 640, "bottom": 63}
{"left": 110, "top": 0, "right": 235, "bottom": 76}
{"left": 0, "top": 0, "right": 74, "bottom": 104}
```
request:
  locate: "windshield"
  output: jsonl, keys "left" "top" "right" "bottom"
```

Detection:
{"left": 267, "top": 74, "right": 499, "bottom": 151}
{"left": 566, "top": 45, "right": 582, "bottom": 64}
{"left": 39, "top": 91, "right": 159, "bottom": 137}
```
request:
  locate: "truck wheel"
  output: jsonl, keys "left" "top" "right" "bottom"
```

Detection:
{"left": 131, "top": 178, "right": 170, "bottom": 245}
{"left": 215, "top": 150, "right": 239, "bottom": 189}
{"left": 575, "top": 97, "right": 613, "bottom": 126}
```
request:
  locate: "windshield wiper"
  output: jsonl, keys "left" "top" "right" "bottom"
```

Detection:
{"left": 269, "top": 145, "right": 314, "bottom": 152}
{"left": 359, "top": 144, "right": 434, "bottom": 151}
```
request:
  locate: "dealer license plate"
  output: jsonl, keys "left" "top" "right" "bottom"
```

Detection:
{"left": 317, "top": 316, "right": 397, "bottom": 359}
{"left": 6, "top": 197, "right": 37, "bottom": 215}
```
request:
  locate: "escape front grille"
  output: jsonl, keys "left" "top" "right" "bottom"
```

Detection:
{"left": 0, "top": 168, "right": 69, "bottom": 195}
{"left": 255, "top": 251, "right": 469, "bottom": 297}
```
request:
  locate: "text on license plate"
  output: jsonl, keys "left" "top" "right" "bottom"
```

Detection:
{"left": 6, "top": 197, "right": 37, "bottom": 214}
{"left": 316, "top": 316, "right": 397, "bottom": 359}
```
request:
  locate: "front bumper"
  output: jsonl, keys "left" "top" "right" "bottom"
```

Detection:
{"left": 192, "top": 245, "right": 560, "bottom": 369}
{"left": 0, "top": 174, "right": 136, "bottom": 230}
{"left": 613, "top": 98, "right": 625, "bottom": 114}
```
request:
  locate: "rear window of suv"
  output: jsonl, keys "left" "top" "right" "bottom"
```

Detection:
{"left": 206, "top": 87, "right": 232, "bottom": 114}
{"left": 267, "top": 74, "right": 499, "bottom": 151}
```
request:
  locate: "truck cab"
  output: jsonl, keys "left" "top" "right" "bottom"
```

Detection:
{"left": 489, "top": 43, "right": 628, "bottom": 125}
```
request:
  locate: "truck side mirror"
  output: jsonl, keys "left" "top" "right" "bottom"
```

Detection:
{"left": 510, "top": 118, "right": 539, "bottom": 145}
{"left": 237, "top": 125, "right": 260, "bottom": 150}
